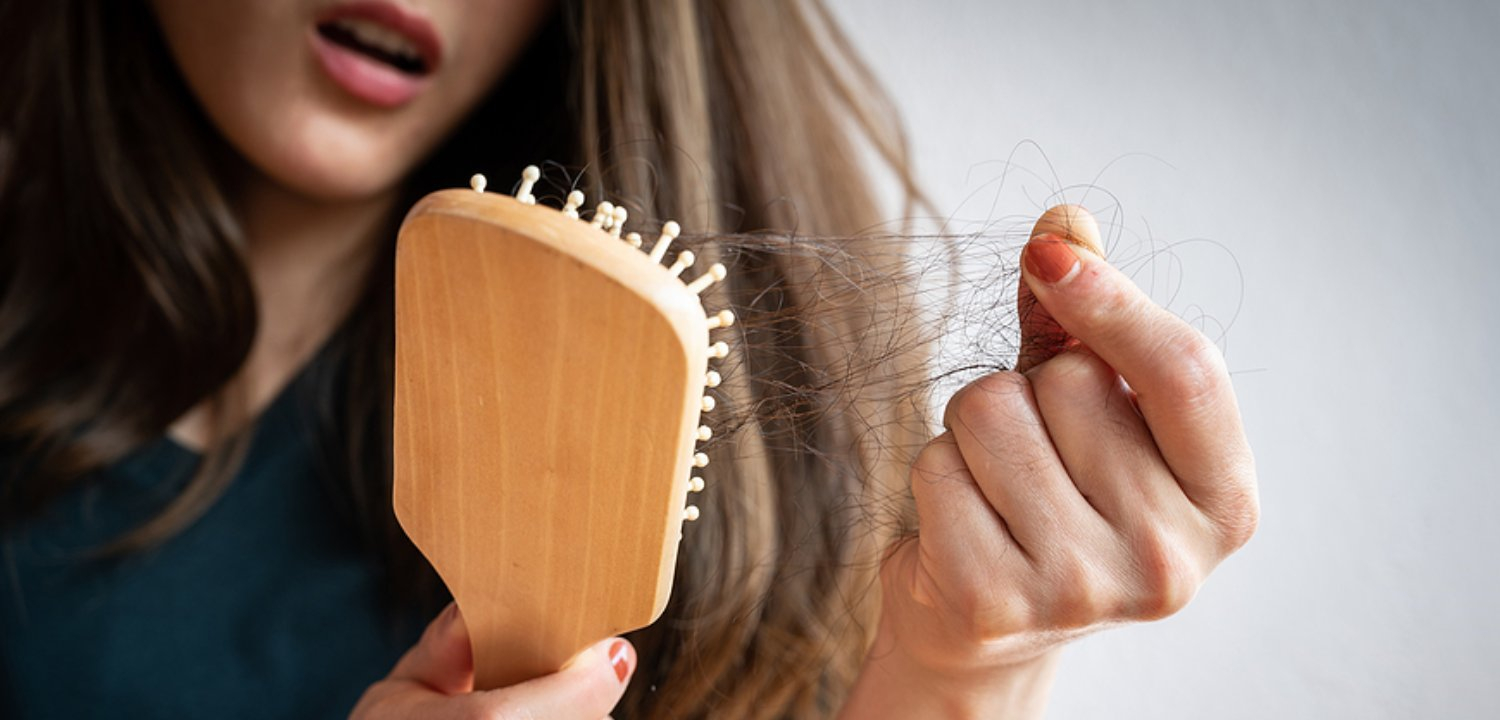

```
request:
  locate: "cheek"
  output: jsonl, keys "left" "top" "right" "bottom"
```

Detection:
{"left": 151, "top": 0, "right": 553, "bottom": 202}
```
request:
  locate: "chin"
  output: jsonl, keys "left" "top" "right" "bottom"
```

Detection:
{"left": 245, "top": 109, "right": 425, "bottom": 203}
{"left": 265, "top": 156, "right": 406, "bottom": 204}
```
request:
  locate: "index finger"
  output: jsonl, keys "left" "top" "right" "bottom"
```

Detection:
{"left": 1019, "top": 230, "right": 1255, "bottom": 513}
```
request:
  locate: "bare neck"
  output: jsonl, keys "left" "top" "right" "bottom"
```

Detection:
{"left": 170, "top": 174, "right": 396, "bottom": 450}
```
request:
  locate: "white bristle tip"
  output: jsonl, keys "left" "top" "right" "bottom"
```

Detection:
{"left": 706, "top": 309, "right": 736, "bottom": 329}
{"left": 563, "top": 190, "right": 585, "bottom": 219}
{"left": 705, "top": 370, "right": 722, "bottom": 388}
{"left": 692, "top": 452, "right": 709, "bottom": 468}
{"left": 689, "top": 477, "right": 706, "bottom": 492}
{"left": 701, "top": 396, "right": 716, "bottom": 412}
{"left": 470, "top": 174, "right": 487, "bottom": 193}
{"left": 648, "top": 222, "right": 679, "bottom": 263}
{"left": 609, "top": 206, "right": 628, "bottom": 237}
{"left": 696, "top": 425, "right": 713, "bottom": 441}
{"left": 516, "top": 166, "right": 539, "bottom": 204}
{"left": 625, "top": 232, "right": 643, "bottom": 248}
{"left": 708, "top": 341, "right": 729, "bottom": 359}
{"left": 684, "top": 505, "right": 701, "bottom": 521}
{"left": 668, "top": 250, "right": 696, "bottom": 277}
{"left": 591, "top": 202, "right": 615, "bottom": 229}
{"left": 686, "top": 263, "right": 727, "bottom": 295}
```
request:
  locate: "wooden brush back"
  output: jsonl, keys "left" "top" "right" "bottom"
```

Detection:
{"left": 394, "top": 187, "right": 711, "bottom": 689}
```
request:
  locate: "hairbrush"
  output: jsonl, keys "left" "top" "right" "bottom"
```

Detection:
{"left": 392, "top": 166, "right": 730, "bottom": 690}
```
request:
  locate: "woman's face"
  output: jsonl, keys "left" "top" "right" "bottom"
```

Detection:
{"left": 150, "top": 0, "right": 551, "bottom": 201}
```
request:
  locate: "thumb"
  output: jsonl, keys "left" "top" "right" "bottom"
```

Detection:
{"left": 387, "top": 603, "right": 476, "bottom": 695}
{"left": 472, "top": 637, "right": 636, "bottom": 719}
{"left": 1015, "top": 204, "right": 1104, "bottom": 373}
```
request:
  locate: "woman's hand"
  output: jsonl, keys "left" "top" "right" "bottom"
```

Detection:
{"left": 352, "top": 603, "right": 635, "bottom": 719}
{"left": 843, "top": 231, "right": 1260, "bottom": 718}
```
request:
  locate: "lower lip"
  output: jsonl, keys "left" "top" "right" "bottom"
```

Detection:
{"left": 309, "top": 30, "right": 430, "bottom": 108}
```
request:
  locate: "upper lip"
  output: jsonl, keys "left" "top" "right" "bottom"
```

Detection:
{"left": 315, "top": 1, "right": 443, "bottom": 73}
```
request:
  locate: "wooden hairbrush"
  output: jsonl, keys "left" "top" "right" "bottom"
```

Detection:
{"left": 392, "top": 166, "right": 731, "bottom": 690}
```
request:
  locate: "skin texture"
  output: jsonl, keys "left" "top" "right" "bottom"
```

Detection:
{"left": 148, "top": 1, "right": 1258, "bottom": 716}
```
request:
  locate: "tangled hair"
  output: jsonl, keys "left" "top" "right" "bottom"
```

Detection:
{"left": 0, "top": 0, "right": 993, "bottom": 717}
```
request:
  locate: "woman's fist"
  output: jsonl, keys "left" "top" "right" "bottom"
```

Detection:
{"left": 871, "top": 211, "right": 1258, "bottom": 690}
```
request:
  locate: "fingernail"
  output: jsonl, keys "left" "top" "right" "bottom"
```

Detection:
{"left": 609, "top": 640, "right": 631, "bottom": 683}
{"left": 1023, "top": 234, "right": 1082, "bottom": 285}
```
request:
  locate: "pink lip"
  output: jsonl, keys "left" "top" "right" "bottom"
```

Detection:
{"left": 309, "top": 1, "right": 444, "bottom": 108}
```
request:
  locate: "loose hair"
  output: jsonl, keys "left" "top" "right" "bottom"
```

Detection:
{"left": 0, "top": 1, "right": 931, "bottom": 716}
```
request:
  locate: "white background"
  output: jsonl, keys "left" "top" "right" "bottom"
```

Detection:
{"left": 828, "top": 0, "right": 1500, "bottom": 716}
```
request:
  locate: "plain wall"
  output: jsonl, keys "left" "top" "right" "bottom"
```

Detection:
{"left": 827, "top": 0, "right": 1500, "bottom": 717}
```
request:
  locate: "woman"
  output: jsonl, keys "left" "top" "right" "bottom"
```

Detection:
{"left": 0, "top": 0, "right": 1259, "bottom": 717}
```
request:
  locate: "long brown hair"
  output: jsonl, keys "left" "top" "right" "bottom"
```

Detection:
{"left": 0, "top": 1, "right": 929, "bottom": 716}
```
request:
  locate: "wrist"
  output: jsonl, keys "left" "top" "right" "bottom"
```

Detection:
{"left": 840, "top": 614, "right": 1061, "bottom": 720}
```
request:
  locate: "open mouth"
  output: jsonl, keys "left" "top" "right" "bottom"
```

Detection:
{"left": 316, "top": 18, "right": 430, "bottom": 75}
{"left": 309, "top": 2, "right": 443, "bottom": 107}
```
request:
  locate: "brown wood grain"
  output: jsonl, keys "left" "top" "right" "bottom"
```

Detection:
{"left": 393, "top": 190, "right": 709, "bottom": 690}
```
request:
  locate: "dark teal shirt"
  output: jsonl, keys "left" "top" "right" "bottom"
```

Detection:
{"left": 1, "top": 363, "right": 427, "bottom": 718}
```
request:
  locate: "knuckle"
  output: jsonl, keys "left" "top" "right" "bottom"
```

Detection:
{"left": 1028, "top": 349, "right": 1120, "bottom": 409}
{"left": 1154, "top": 332, "right": 1229, "bottom": 411}
{"left": 1043, "top": 554, "right": 1111, "bottom": 629}
{"left": 1075, "top": 277, "right": 1136, "bottom": 338}
{"left": 1028, "top": 348, "right": 1100, "bottom": 387}
{"left": 1212, "top": 472, "right": 1262, "bottom": 551}
{"left": 1130, "top": 526, "right": 1202, "bottom": 621}
{"left": 950, "top": 579, "right": 1031, "bottom": 641}
{"left": 947, "top": 372, "right": 1033, "bottom": 438}
{"left": 909, "top": 435, "right": 966, "bottom": 484}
